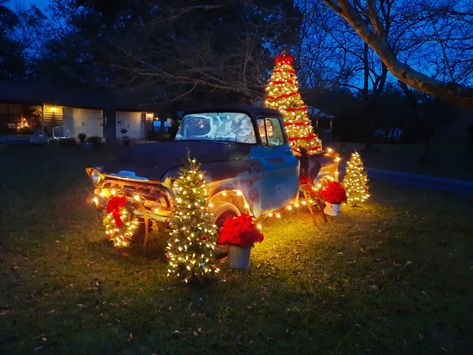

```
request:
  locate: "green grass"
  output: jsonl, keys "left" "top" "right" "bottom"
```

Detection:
{"left": 332, "top": 143, "right": 473, "bottom": 180}
{"left": 1, "top": 145, "right": 472, "bottom": 354}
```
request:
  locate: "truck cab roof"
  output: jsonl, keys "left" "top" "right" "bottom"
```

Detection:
{"left": 182, "top": 105, "right": 282, "bottom": 119}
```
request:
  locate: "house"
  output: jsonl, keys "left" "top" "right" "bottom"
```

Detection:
{"left": 0, "top": 81, "right": 157, "bottom": 142}
{"left": 308, "top": 106, "right": 336, "bottom": 144}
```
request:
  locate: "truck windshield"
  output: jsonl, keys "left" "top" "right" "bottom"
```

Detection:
{"left": 175, "top": 112, "right": 256, "bottom": 144}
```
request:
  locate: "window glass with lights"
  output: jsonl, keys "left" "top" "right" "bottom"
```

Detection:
{"left": 258, "top": 118, "right": 284, "bottom": 146}
{"left": 176, "top": 112, "right": 256, "bottom": 144}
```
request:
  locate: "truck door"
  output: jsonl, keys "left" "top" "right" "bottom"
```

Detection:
{"left": 253, "top": 117, "right": 299, "bottom": 212}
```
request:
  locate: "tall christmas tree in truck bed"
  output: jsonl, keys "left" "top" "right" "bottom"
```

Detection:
{"left": 265, "top": 52, "right": 322, "bottom": 155}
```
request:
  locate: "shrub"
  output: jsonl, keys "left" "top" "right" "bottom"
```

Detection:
{"left": 50, "top": 138, "right": 76, "bottom": 146}
{"left": 86, "top": 136, "right": 103, "bottom": 145}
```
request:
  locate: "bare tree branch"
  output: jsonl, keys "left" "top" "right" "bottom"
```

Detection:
{"left": 322, "top": 0, "right": 473, "bottom": 107}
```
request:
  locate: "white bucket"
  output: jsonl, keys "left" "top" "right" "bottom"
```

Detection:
{"left": 228, "top": 245, "right": 252, "bottom": 269}
{"left": 324, "top": 202, "right": 341, "bottom": 216}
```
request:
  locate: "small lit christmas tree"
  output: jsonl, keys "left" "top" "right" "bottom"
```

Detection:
{"left": 265, "top": 52, "right": 321, "bottom": 155}
{"left": 343, "top": 151, "right": 370, "bottom": 205}
{"left": 166, "top": 156, "right": 219, "bottom": 283}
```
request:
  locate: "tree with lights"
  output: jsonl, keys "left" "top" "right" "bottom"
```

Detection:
{"left": 265, "top": 52, "right": 322, "bottom": 155}
{"left": 343, "top": 151, "right": 370, "bottom": 206}
{"left": 166, "top": 157, "right": 219, "bottom": 284}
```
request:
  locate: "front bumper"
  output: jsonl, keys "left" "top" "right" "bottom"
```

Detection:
{"left": 86, "top": 167, "right": 174, "bottom": 222}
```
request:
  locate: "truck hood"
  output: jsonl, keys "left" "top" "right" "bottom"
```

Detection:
{"left": 102, "top": 141, "right": 252, "bottom": 180}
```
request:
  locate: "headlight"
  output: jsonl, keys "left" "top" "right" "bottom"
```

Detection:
{"left": 91, "top": 170, "right": 102, "bottom": 185}
{"left": 86, "top": 167, "right": 103, "bottom": 186}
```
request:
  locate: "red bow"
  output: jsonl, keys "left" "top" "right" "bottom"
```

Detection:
{"left": 300, "top": 176, "right": 316, "bottom": 197}
{"left": 275, "top": 54, "right": 293, "bottom": 65}
{"left": 106, "top": 196, "right": 127, "bottom": 227}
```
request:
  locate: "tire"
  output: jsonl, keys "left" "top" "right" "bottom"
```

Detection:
{"left": 314, "top": 174, "right": 333, "bottom": 187}
{"left": 213, "top": 202, "right": 241, "bottom": 227}
{"left": 212, "top": 202, "right": 241, "bottom": 258}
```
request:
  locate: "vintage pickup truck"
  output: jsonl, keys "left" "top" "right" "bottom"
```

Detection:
{"left": 86, "top": 106, "right": 339, "bottom": 235}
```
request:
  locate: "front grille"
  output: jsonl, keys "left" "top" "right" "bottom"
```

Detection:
{"left": 100, "top": 177, "right": 173, "bottom": 217}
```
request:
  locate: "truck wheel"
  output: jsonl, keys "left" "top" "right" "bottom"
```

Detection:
{"left": 314, "top": 175, "right": 333, "bottom": 187}
{"left": 212, "top": 202, "right": 241, "bottom": 258}
{"left": 213, "top": 202, "right": 241, "bottom": 228}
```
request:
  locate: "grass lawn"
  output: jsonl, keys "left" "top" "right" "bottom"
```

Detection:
{"left": 1, "top": 145, "right": 472, "bottom": 354}
{"left": 332, "top": 143, "right": 473, "bottom": 180}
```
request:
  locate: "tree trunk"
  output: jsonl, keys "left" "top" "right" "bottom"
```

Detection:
{"left": 399, "top": 82, "right": 433, "bottom": 163}
{"left": 363, "top": 99, "right": 376, "bottom": 151}
{"left": 361, "top": 43, "right": 373, "bottom": 151}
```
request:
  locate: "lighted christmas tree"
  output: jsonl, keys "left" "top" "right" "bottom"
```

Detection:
{"left": 343, "top": 151, "right": 370, "bottom": 205}
{"left": 265, "top": 52, "right": 322, "bottom": 155}
{"left": 166, "top": 157, "right": 219, "bottom": 283}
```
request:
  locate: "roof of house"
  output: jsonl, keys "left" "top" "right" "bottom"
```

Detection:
{"left": 308, "top": 106, "right": 336, "bottom": 119}
{"left": 0, "top": 81, "right": 146, "bottom": 111}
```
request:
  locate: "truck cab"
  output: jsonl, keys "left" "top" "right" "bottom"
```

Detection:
{"left": 174, "top": 108, "right": 300, "bottom": 218}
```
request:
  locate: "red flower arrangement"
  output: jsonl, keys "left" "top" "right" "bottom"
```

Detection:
{"left": 217, "top": 213, "right": 264, "bottom": 248}
{"left": 319, "top": 181, "right": 347, "bottom": 204}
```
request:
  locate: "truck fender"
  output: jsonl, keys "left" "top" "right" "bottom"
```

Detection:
{"left": 211, "top": 202, "right": 241, "bottom": 227}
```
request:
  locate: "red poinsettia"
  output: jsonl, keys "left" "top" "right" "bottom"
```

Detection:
{"left": 319, "top": 181, "right": 347, "bottom": 204}
{"left": 217, "top": 213, "right": 264, "bottom": 248}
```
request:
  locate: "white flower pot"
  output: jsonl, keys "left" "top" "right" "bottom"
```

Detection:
{"left": 324, "top": 202, "right": 341, "bottom": 216}
{"left": 228, "top": 245, "right": 252, "bottom": 269}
